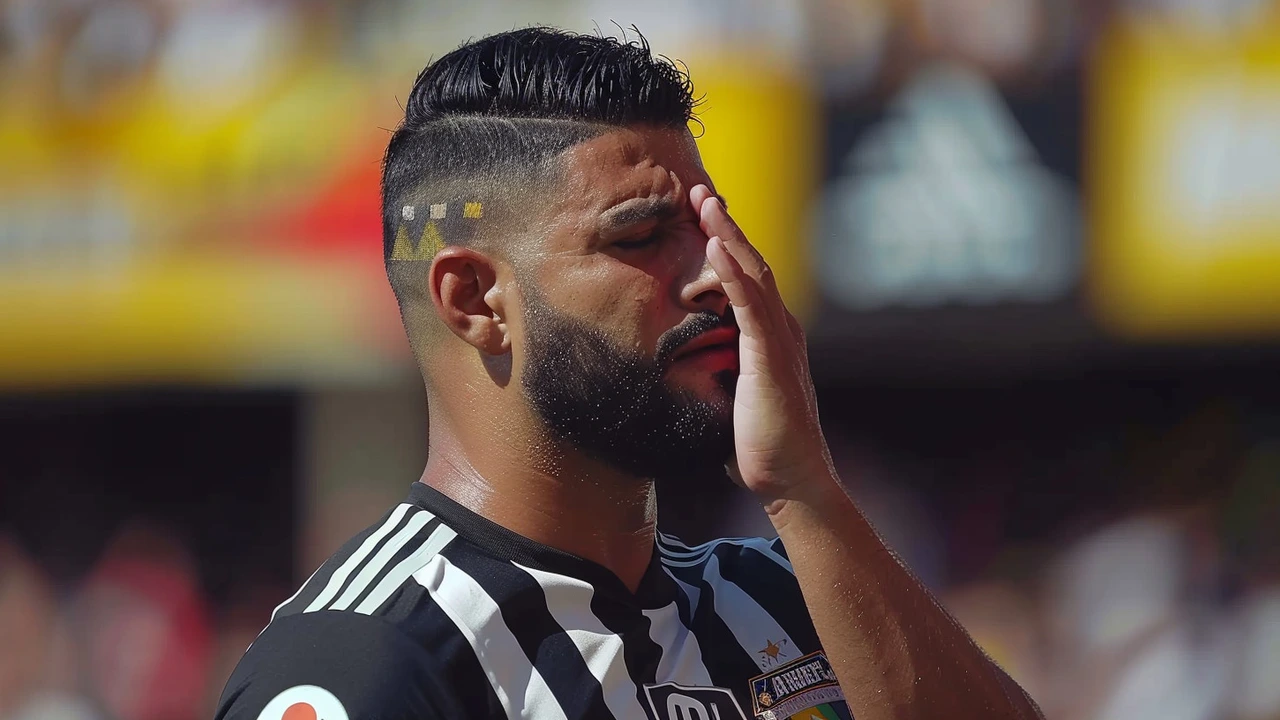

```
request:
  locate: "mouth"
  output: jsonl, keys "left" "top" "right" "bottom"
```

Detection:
{"left": 669, "top": 327, "right": 740, "bottom": 365}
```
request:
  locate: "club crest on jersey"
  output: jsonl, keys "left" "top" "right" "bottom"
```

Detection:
{"left": 749, "top": 651, "right": 845, "bottom": 720}
{"left": 644, "top": 682, "right": 749, "bottom": 720}
{"left": 255, "top": 685, "right": 349, "bottom": 720}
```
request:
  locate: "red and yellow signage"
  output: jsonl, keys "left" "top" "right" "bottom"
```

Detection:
{"left": 0, "top": 34, "right": 816, "bottom": 388}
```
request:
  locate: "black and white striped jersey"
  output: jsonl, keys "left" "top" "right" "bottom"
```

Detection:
{"left": 216, "top": 482, "right": 853, "bottom": 720}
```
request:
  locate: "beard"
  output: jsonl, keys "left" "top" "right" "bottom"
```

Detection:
{"left": 520, "top": 289, "right": 737, "bottom": 483}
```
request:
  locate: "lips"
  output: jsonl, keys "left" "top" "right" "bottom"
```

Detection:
{"left": 670, "top": 327, "right": 739, "bottom": 363}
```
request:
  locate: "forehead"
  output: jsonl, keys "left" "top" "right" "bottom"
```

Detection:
{"left": 543, "top": 126, "right": 709, "bottom": 234}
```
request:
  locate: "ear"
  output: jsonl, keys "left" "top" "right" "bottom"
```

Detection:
{"left": 429, "top": 247, "right": 510, "bottom": 355}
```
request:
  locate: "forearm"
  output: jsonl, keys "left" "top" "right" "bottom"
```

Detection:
{"left": 769, "top": 476, "right": 1042, "bottom": 720}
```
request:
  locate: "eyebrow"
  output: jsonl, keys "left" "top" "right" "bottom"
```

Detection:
{"left": 597, "top": 193, "right": 729, "bottom": 233}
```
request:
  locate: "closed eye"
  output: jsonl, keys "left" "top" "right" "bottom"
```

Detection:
{"left": 614, "top": 232, "right": 660, "bottom": 250}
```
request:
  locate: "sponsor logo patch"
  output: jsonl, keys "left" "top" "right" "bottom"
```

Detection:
{"left": 644, "top": 682, "right": 750, "bottom": 720}
{"left": 749, "top": 651, "right": 845, "bottom": 720}
{"left": 255, "top": 685, "right": 349, "bottom": 720}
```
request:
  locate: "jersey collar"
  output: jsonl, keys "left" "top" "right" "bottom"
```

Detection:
{"left": 407, "top": 482, "right": 679, "bottom": 610}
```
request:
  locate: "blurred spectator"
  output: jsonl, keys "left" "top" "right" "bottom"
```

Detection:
{"left": 1043, "top": 512, "right": 1234, "bottom": 720}
{"left": 1229, "top": 585, "right": 1280, "bottom": 720}
{"left": 801, "top": 0, "right": 892, "bottom": 97}
{"left": 0, "top": 537, "right": 99, "bottom": 720}
{"left": 70, "top": 523, "right": 212, "bottom": 720}
{"left": 0, "top": 537, "right": 56, "bottom": 718}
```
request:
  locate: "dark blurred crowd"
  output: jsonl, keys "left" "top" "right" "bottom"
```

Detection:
{"left": 833, "top": 386, "right": 1280, "bottom": 720}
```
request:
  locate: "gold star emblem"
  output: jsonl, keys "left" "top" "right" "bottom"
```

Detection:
{"left": 758, "top": 638, "right": 788, "bottom": 664}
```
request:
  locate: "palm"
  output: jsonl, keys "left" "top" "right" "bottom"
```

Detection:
{"left": 691, "top": 185, "right": 831, "bottom": 503}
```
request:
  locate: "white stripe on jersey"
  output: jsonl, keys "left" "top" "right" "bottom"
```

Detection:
{"left": 655, "top": 534, "right": 743, "bottom": 563}
{"left": 327, "top": 507, "right": 432, "bottom": 607}
{"left": 656, "top": 533, "right": 729, "bottom": 559}
{"left": 515, "top": 563, "right": 650, "bottom": 720}
{"left": 330, "top": 509, "right": 435, "bottom": 612}
{"left": 658, "top": 540, "right": 725, "bottom": 567}
{"left": 305, "top": 503, "right": 415, "bottom": 613}
{"left": 655, "top": 532, "right": 704, "bottom": 553}
{"left": 704, "top": 553, "right": 796, "bottom": 671}
{"left": 659, "top": 536, "right": 794, "bottom": 577}
{"left": 643, "top": 597, "right": 714, "bottom": 686}
{"left": 415, "top": 554, "right": 569, "bottom": 720}
{"left": 354, "top": 524, "right": 458, "bottom": 615}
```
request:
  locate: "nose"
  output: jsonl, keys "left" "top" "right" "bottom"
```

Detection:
{"left": 678, "top": 239, "right": 730, "bottom": 318}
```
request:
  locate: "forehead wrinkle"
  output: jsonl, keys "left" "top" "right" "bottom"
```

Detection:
{"left": 598, "top": 195, "right": 682, "bottom": 232}
{"left": 595, "top": 159, "right": 693, "bottom": 229}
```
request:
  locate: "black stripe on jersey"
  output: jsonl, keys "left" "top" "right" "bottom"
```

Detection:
{"left": 442, "top": 541, "right": 613, "bottom": 720}
{"left": 711, "top": 541, "right": 820, "bottom": 655}
{"left": 589, "top": 591, "right": 664, "bottom": 716}
{"left": 769, "top": 536, "right": 789, "bottom": 561}
{"left": 267, "top": 566, "right": 324, "bottom": 625}
{"left": 317, "top": 505, "right": 424, "bottom": 611}
{"left": 375, "top": 574, "right": 507, "bottom": 720}
{"left": 271, "top": 504, "right": 417, "bottom": 620}
{"left": 341, "top": 517, "right": 442, "bottom": 612}
{"left": 661, "top": 544, "right": 762, "bottom": 691}
{"left": 667, "top": 568, "right": 696, "bottom": 630}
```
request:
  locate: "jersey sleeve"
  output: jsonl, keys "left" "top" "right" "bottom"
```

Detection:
{"left": 726, "top": 535, "right": 824, "bottom": 653}
{"left": 214, "top": 611, "right": 452, "bottom": 720}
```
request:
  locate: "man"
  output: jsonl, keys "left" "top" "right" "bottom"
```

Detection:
{"left": 216, "top": 27, "right": 1042, "bottom": 720}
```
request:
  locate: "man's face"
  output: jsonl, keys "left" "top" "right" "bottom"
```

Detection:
{"left": 516, "top": 126, "right": 738, "bottom": 482}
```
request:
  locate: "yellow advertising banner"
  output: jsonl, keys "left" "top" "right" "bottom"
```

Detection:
{"left": 693, "top": 57, "right": 819, "bottom": 320}
{"left": 1090, "top": 19, "right": 1280, "bottom": 338}
{"left": 0, "top": 258, "right": 399, "bottom": 387}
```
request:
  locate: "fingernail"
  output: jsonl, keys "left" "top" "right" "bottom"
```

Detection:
{"left": 702, "top": 197, "right": 721, "bottom": 220}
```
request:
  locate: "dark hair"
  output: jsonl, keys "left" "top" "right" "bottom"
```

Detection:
{"left": 380, "top": 27, "right": 698, "bottom": 266}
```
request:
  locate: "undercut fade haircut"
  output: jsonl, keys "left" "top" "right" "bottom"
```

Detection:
{"left": 380, "top": 27, "right": 699, "bottom": 358}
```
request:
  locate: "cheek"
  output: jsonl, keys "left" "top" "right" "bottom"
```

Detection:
{"left": 599, "top": 282, "right": 667, "bottom": 351}
{"left": 544, "top": 259, "right": 666, "bottom": 348}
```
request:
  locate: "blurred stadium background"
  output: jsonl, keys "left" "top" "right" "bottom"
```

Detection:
{"left": 2, "top": 0, "right": 1280, "bottom": 718}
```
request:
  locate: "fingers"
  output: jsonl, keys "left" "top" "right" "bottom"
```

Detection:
{"left": 706, "top": 236, "right": 775, "bottom": 338}
{"left": 690, "top": 185, "right": 779, "bottom": 298}
{"left": 784, "top": 309, "right": 807, "bottom": 351}
{"left": 691, "top": 184, "right": 790, "bottom": 340}
{"left": 700, "top": 197, "right": 773, "bottom": 286}
{"left": 690, "top": 184, "right": 716, "bottom": 213}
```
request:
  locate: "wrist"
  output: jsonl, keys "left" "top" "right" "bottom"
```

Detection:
{"left": 761, "top": 471, "right": 852, "bottom": 528}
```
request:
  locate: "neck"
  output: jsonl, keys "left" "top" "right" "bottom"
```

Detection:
{"left": 420, "top": 410, "right": 658, "bottom": 593}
